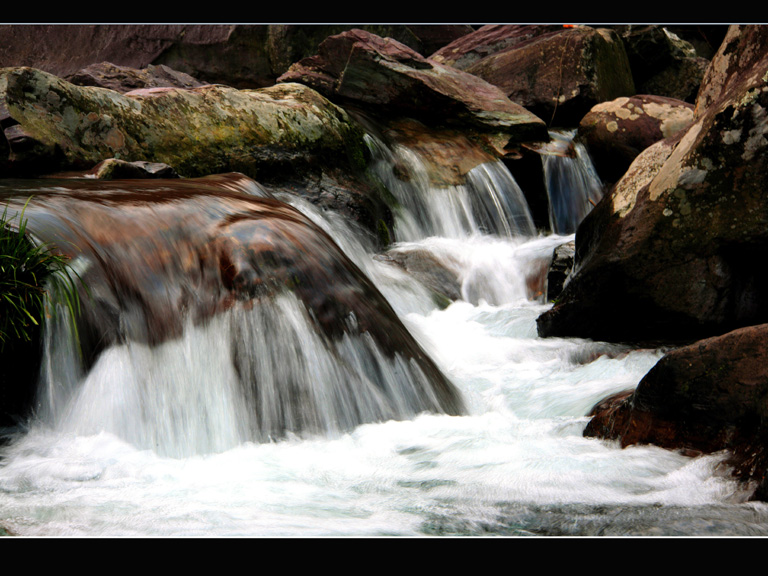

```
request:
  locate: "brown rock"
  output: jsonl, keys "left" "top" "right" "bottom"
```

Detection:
{"left": 380, "top": 245, "right": 463, "bottom": 303}
{"left": 537, "top": 25, "right": 768, "bottom": 344}
{"left": 0, "top": 25, "right": 479, "bottom": 91}
{"left": 407, "top": 25, "right": 476, "bottom": 56}
{"left": 430, "top": 25, "right": 565, "bottom": 70}
{"left": 0, "top": 67, "right": 394, "bottom": 239}
{"left": 616, "top": 25, "right": 713, "bottom": 103}
{"left": 584, "top": 324, "right": 768, "bottom": 498}
{"left": 277, "top": 28, "right": 548, "bottom": 142}
{"left": 695, "top": 25, "right": 768, "bottom": 117}
{"left": 0, "top": 67, "right": 365, "bottom": 178}
{"left": 546, "top": 240, "right": 575, "bottom": 302}
{"left": 456, "top": 25, "right": 635, "bottom": 127}
{"left": 578, "top": 94, "right": 694, "bottom": 183}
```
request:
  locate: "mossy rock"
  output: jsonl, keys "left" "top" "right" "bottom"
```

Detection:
{"left": 0, "top": 67, "right": 368, "bottom": 179}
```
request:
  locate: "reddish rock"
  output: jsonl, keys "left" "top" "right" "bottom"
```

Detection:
{"left": 430, "top": 25, "right": 565, "bottom": 70}
{"left": 578, "top": 94, "right": 694, "bottom": 183}
{"left": 584, "top": 324, "right": 768, "bottom": 499}
{"left": 0, "top": 26, "right": 234, "bottom": 81}
{"left": 407, "top": 25, "right": 476, "bottom": 56}
{"left": 435, "top": 25, "right": 635, "bottom": 127}
{"left": 537, "top": 25, "right": 768, "bottom": 344}
{"left": 277, "top": 29, "right": 548, "bottom": 142}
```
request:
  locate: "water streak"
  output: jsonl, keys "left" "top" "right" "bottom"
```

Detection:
{"left": 365, "top": 134, "right": 535, "bottom": 241}
{"left": 541, "top": 130, "right": 604, "bottom": 234}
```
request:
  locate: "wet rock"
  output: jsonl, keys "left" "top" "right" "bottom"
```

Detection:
{"left": 433, "top": 25, "right": 635, "bottom": 127}
{"left": 546, "top": 240, "right": 575, "bottom": 302}
{"left": 578, "top": 94, "right": 694, "bottom": 184}
{"left": 379, "top": 246, "right": 463, "bottom": 303}
{"left": 584, "top": 323, "right": 768, "bottom": 501}
{"left": 502, "top": 145, "right": 550, "bottom": 233}
{"left": 1, "top": 174, "right": 465, "bottom": 435}
{"left": 537, "top": 25, "right": 768, "bottom": 344}
{"left": 0, "top": 66, "right": 395, "bottom": 242}
{"left": 259, "top": 169, "right": 394, "bottom": 250}
{"left": 366, "top": 117, "right": 503, "bottom": 188}
{"left": 278, "top": 28, "right": 548, "bottom": 143}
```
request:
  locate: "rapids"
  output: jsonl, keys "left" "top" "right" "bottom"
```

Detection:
{"left": 0, "top": 134, "right": 767, "bottom": 537}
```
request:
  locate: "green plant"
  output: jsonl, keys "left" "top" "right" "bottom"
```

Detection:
{"left": 0, "top": 200, "right": 82, "bottom": 352}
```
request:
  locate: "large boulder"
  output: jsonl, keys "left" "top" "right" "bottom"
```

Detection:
{"left": 537, "top": 25, "right": 768, "bottom": 344}
{"left": 584, "top": 323, "right": 768, "bottom": 500}
{"left": 0, "top": 174, "right": 465, "bottom": 437}
{"left": 695, "top": 25, "right": 768, "bottom": 117}
{"left": 277, "top": 28, "right": 548, "bottom": 144}
{"left": 0, "top": 67, "right": 366, "bottom": 177}
{"left": 578, "top": 94, "right": 695, "bottom": 184}
{"left": 433, "top": 25, "right": 635, "bottom": 127}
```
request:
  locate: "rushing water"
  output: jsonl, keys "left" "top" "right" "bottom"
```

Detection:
{"left": 541, "top": 130, "right": 604, "bottom": 235}
{"left": 1, "top": 138, "right": 767, "bottom": 537}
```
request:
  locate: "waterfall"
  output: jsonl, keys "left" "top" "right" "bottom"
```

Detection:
{"left": 541, "top": 130, "right": 604, "bottom": 234}
{"left": 1, "top": 174, "right": 462, "bottom": 458}
{"left": 0, "top": 139, "right": 762, "bottom": 537}
{"left": 365, "top": 134, "right": 536, "bottom": 241}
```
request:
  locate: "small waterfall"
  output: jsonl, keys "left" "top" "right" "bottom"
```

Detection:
{"left": 0, "top": 141, "right": 760, "bottom": 537}
{"left": 41, "top": 293, "right": 454, "bottom": 457}
{"left": 2, "top": 174, "right": 462, "bottom": 458}
{"left": 541, "top": 130, "right": 604, "bottom": 234}
{"left": 365, "top": 134, "right": 535, "bottom": 241}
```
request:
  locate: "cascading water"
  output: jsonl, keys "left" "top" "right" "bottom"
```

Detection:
{"left": 364, "top": 134, "right": 536, "bottom": 241}
{"left": 1, "top": 174, "right": 463, "bottom": 458}
{"left": 0, "top": 137, "right": 767, "bottom": 536}
{"left": 540, "top": 130, "right": 604, "bottom": 234}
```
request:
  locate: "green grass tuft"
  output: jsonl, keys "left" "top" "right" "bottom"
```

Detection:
{"left": 0, "top": 200, "right": 83, "bottom": 352}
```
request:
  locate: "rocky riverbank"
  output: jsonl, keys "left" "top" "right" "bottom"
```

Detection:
{"left": 6, "top": 24, "right": 768, "bottom": 502}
